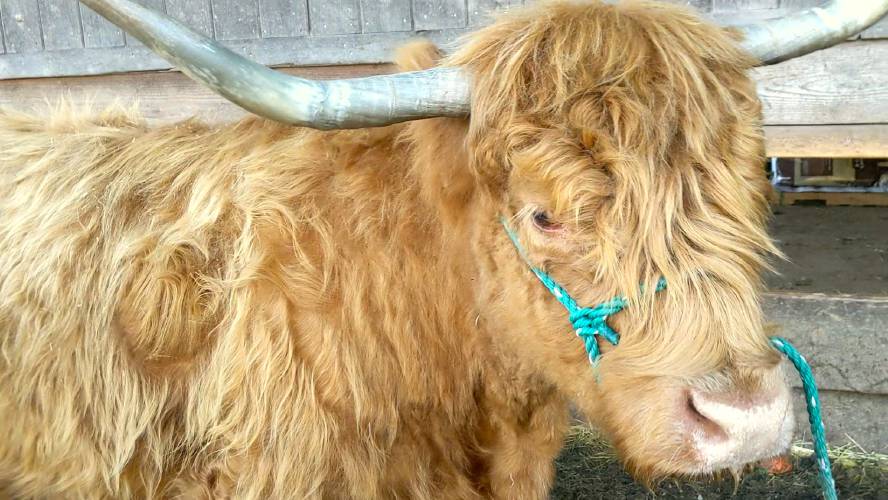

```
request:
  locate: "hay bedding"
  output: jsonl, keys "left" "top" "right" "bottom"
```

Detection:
{"left": 552, "top": 428, "right": 888, "bottom": 499}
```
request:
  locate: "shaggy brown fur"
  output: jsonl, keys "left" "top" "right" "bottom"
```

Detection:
{"left": 0, "top": 1, "right": 783, "bottom": 498}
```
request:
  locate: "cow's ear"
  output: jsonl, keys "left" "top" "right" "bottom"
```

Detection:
{"left": 394, "top": 41, "right": 444, "bottom": 72}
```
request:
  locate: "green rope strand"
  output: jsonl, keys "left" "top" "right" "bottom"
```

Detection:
{"left": 501, "top": 217, "right": 664, "bottom": 362}
{"left": 770, "top": 337, "right": 837, "bottom": 500}
{"left": 501, "top": 218, "right": 836, "bottom": 499}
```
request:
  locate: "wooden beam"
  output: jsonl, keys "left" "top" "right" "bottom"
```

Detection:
{"left": 764, "top": 125, "right": 888, "bottom": 158}
{"left": 0, "top": 27, "right": 468, "bottom": 79}
{"left": 2, "top": 64, "right": 888, "bottom": 158}
{"left": 1, "top": 0, "right": 886, "bottom": 80}
{"left": 770, "top": 191, "right": 888, "bottom": 207}
{"left": 0, "top": 64, "right": 397, "bottom": 125}
{"left": 752, "top": 40, "right": 888, "bottom": 126}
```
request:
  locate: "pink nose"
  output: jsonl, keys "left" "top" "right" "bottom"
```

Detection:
{"left": 681, "top": 385, "right": 794, "bottom": 472}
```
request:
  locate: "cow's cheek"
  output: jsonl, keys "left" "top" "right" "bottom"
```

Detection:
{"left": 573, "top": 359, "right": 695, "bottom": 480}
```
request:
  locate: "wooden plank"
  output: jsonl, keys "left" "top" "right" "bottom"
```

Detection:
{"left": 308, "top": 0, "right": 361, "bottom": 35}
{"left": 0, "top": 64, "right": 395, "bottom": 124}
{"left": 413, "top": 0, "right": 467, "bottom": 30}
{"left": 38, "top": 0, "right": 83, "bottom": 51}
{"left": 259, "top": 0, "right": 309, "bottom": 37}
{"left": 771, "top": 191, "right": 888, "bottom": 207}
{"left": 166, "top": 0, "right": 214, "bottom": 38}
{"left": 664, "top": 0, "right": 711, "bottom": 12}
{"left": 4, "top": 37, "right": 888, "bottom": 128}
{"left": 753, "top": 40, "right": 888, "bottom": 126}
{"left": 777, "top": 0, "right": 819, "bottom": 7}
{"left": 468, "top": 0, "right": 524, "bottom": 27}
{"left": 79, "top": 3, "right": 125, "bottom": 48}
{"left": 1, "top": 31, "right": 886, "bottom": 127}
{"left": 0, "top": 28, "right": 469, "bottom": 78}
{"left": 211, "top": 0, "right": 261, "bottom": 40}
{"left": 764, "top": 124, "right": 888, "bottom": 159}
{"left": 4, "top": 61, "right": 888, "bottom": 145}
{"left": 0, "top": 12, "right": 5, "bottom": 55}
{"left": 0, "top": 0, "right": 42, "bottom": 54}
{"left": 361, "top": 0, "right": 412, "bottom": 33}
{"left": 0, "top": 2, "right": 885, "bottom": 79}
{"left": 125, "top": 0, "right": 165, "bottom": 47}
{"left": 712, "top": 0, "right": 778, "bottom": 11}
{"left": 763, "top": 292, "right": 888, "bottom": 394}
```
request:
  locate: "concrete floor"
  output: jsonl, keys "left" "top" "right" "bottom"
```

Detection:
{"left": 767, "top": 206, "right": 888, "bottom": 296}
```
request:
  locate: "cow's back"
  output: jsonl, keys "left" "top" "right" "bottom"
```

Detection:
{"left": 0, "top": 106, "right": 485, "bottom": 498}
{"left": 0, "top": 107, "right": 267, "bottom": 496}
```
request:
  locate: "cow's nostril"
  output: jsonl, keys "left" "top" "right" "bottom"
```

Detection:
{"left": 685, "top": 391, "right": 707, "bottom": 423}
{"left": 683, "top": 391, "right": 728, "bottom": 442}
{"left": 678, "top": 374, "right": 795, "bottom": 473}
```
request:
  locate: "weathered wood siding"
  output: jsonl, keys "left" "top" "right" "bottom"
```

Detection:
{"left": 0, "top": 0, "right": 885, "bottom": 79}
{"left": 1, "top": 1, "right": 888, "bottom": 155}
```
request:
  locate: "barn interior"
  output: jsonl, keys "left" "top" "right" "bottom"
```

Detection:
{"left": 0, "top": 0, "right": 885, "bottom": 496}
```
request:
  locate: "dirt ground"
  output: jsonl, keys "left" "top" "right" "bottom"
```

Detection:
{"left": 552, "top": 427, "right": 888, "bottom": 499}
{"left": 767, "top": 206, "right": 888, "bottom": 296}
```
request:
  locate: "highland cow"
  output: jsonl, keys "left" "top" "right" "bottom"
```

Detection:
{"left": 0, "top": 0, "right": 884, "bottom": 498}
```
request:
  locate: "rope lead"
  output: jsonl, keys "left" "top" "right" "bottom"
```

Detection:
{"left": 771, "top": 337, "right": 837, "bottom": 500}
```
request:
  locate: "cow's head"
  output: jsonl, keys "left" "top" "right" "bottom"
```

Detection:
{"left": 451, "top": 1, "right": 789, "bottom": 479}
{"left": 81, "top": 0, "right": 888, "bottom": 482}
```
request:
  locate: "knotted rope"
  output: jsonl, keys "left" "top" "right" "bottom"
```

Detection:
{"left": 501, "top": 218, "right": 837, "bottom": 499}
{"left": 502, "top": 217, "right": 665, "bottom": 363}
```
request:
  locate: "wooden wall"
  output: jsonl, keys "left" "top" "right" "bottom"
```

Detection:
{"left": 1, "top": 1, "right": 887, "bottom": 157}
{"left": 1, "top": 1, "right": 886, "bottom": 79}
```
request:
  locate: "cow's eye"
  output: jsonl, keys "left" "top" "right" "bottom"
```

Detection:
{"left": 532, "top": 210, "right": 561, "bottom": 232}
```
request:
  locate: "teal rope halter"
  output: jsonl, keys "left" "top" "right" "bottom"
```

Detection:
{"left": 500, "top": 217, "right": 837, "bottom": 499}
{"left": 501, "top": 217, "right": 665, "bottom": 363}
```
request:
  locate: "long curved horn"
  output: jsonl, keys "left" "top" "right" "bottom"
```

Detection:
{"left": 78, "top": 0, "right": 470, "bottom": 129}
{"left": 737, "top": 0, "right": 888, "bottom": 65}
